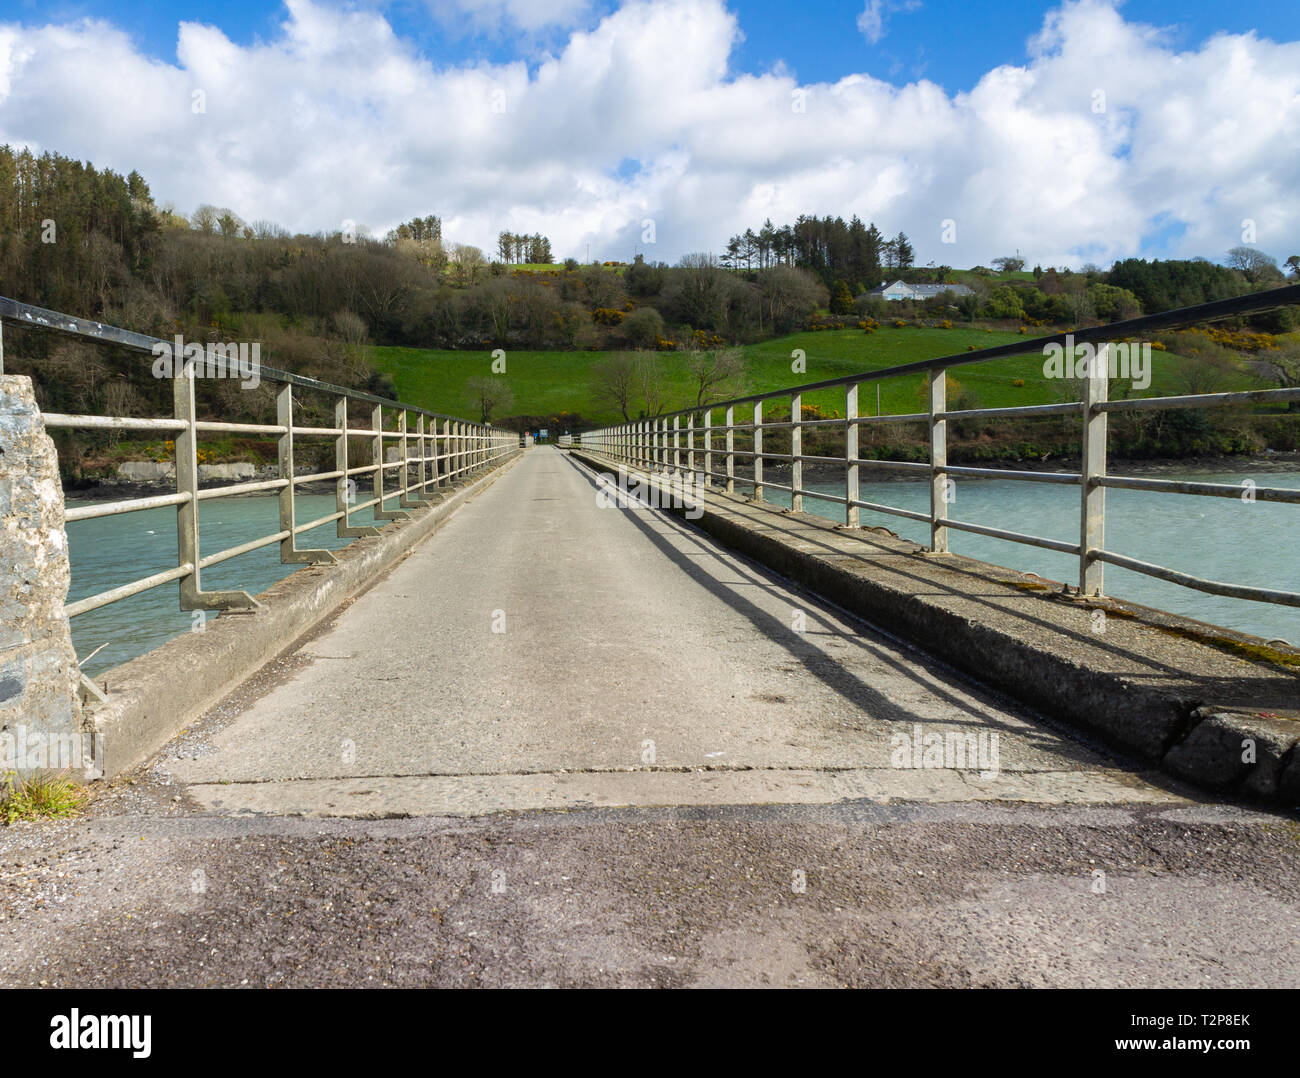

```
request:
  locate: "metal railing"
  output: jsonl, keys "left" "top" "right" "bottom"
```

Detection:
{"left": 0, "top": 298, "right": 519, "bottom": 669}
{"left": 578, "top": 284, "right": 1300, "bottom": 608}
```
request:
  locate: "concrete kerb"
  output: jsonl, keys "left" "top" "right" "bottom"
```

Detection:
{"left": 87, "top": 449, "right": 524, "bottom": 778}
{"left": 567, "top": 448, "right": 1300, "bottom": 809}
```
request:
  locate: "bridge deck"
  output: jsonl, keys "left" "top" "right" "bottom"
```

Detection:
{"left": 160, "top": 446, "right": 1184, "bottom": 816}
{"left": 10, "top": 448, "right": 1299, "bottom": 990}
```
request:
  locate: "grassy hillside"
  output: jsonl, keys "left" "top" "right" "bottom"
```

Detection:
{"left": 368, "top": 325, "right": 1263, "bottom": 429}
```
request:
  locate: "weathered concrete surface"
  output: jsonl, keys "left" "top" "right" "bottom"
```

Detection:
{"left": 1, "top": 798, "right": 1297, "bottom": 988}
{"left": 155, "top": 446, "right": 1192, "bottom": 814}
{"left": 88, "top": 450, "right": 521, "bottom": 779}
{"left": 0, "top": 375, "right": 85, "bottom": 773}
{"left": 570, "top": 448, "right": 1300, "bottom": 808}
{"left": 185, "top": 765, "right": 1184, "bottom": 817}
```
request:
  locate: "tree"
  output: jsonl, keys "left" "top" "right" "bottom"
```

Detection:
{"left": 450, "top": 244, "right": 486, "bottom": 286}
{"left": 984, "top": 285, "right": 1026, "bottom": 320}
{"left": 497, "top": 231, "right": 515, "bottom": 263}
{"left": 758, "top": 266, "right": 824, "bottom": 334}
{"left": 623, "top": 306, "right": 663, "bottom": 349}
{"left": 391, "top": 215, "right": 442, "bottom": 244}
{"left": 593, "top": 352, "right": 639, "bottom": 421}
{"left": 670, "top": 253, "right": 730, "bottom": 331}
{"left": 1285, "top": 255, "right": 1300, "bottom": 279}
{"left": 829, "top": 279, "right": 854, "bottom": 315}
{"left": 216, "top": 208, "right": 244, "bottom": 238}
{"left": 992, "top": 255, "right": 1026, "bottom": 274}
{"left": 1226, "top": 246, "right": 1278, "bottom": 282}
{"left": 685, "top": 348, "right": 745, "bottom": 408}
{"left": 893, "top": 232, "right": 914, "bottom": 270}
{"left": 635, "top": 354, "right": 669, "bottom": 418}
{"left": 1087, "top": 283, "right": 1141, "bottom": 322}
{"left": 190, "top": 204, "right": 219, "bottom": 234}
{"left": 465, "top": 376, "right": 514, "bottom": 424}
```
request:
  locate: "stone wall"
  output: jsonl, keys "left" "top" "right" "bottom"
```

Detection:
{"left": 0, "top": 376, "right": 88, "bottom": 777}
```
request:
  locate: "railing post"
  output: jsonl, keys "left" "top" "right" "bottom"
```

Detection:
{"left": 703, "top": 410, "right": 713, "bottom": 487}
{"left": 687, "top": 412, "right": 696, "bottom": 477}
{"left": 725, "top": 404, "right": 735, "bottom": 493}
{"left": 790, "top": 391, "right": 802, "bottom": 512}
{"left": 673, "top": 415, "right": 681, "bottom": 474}
{"left": 372, "top": 404, "right": 408, "bottom": 521}
{"left": 418, "top": 414, "right": 430, "bottom": 493}
{"left": 336, "top": 395, "right": 378, "bottom": 539}
{"left": 278, "top": 384, "right": 336, "bottom": 564}
{"left": 845, "top": 383, "right": 859, "bottom": 527}
{"left": 435, "top": 418, "right": 446, "bottom": 486}
{"left": 173, "top": 367, "right": 258, "bottom": 609}
{"left": 929, "top": 368, "right": 948, "bottom": 553}
{"left": 753, "top": 400, "right": 764, "bottom": 502}
{"left": 400, "top": 410, "right": 428, "bottom": 507}
{"left": 1081, "top": 345, "right": 1108, "bottom": 596}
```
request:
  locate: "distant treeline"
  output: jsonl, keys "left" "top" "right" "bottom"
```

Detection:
{"left": 721, "top": 216, "right": 913, "bottom": 292}
{"left": 1, "top": 144, "right": 1295, "bottom": 406}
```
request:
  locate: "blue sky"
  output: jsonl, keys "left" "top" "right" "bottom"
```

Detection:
{"left": 11, "top": 0, "right": 1299, "bottom": 89}
{"left": 0, "top": 0, "right": 1297, "bottom": 267}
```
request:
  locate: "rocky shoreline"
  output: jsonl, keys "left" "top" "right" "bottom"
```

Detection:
{"left": 63, "top": 463, "right": 337, "bottom": 501}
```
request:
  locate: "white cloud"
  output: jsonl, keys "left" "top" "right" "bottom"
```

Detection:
{"left": 0, "top": 0, "right": 1295, "bottom": 270}
{"left": 857, "top": 0, "right": 921, "bottom": 46}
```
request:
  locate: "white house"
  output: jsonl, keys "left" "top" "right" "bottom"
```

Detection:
{"left": 867, "top": 279, "right": 974, "bottom": 301}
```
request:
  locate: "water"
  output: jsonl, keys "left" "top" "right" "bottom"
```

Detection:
{"left": 745, "top": 467, "right": 1300, "bottom": 645}
{"left": 67, "top": 493, "right": 382, "bottom": 678}
{"left": 66, "top": 469, "right": 1300, "bottom": 678}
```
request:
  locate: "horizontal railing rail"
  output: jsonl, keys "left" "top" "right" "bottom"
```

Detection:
{"left": 0, "top": 297, "right": 520, "bottom": 682}
{"left": 577, "top": 284, "right": 1300, "bottom": 610}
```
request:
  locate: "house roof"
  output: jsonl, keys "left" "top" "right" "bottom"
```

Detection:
{"left": 867, "top": 279, "right": 974, "bottom": 297}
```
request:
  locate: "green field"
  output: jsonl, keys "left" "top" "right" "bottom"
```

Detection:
{"left": 368, "top": 326, "right": 1263, "bottom": 428}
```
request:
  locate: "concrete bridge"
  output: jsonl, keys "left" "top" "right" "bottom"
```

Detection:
{"left": 156, "top": 445, "right": 1182, "bottom": 815}
{"left": 1, "top": 294, "right": 1299, "bottom": 987}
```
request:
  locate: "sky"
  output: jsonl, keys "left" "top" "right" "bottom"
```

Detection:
{"left": 0, "top": 0, "right": 1297, "bottom": 269}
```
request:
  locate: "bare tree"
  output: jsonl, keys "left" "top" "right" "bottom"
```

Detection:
{"left": 1226, "top": 246, "right": 1279, "bottom": 282}
{"left": 450, "top": 244, "right": 487, "bottom": 287}
{"left": 635, "top": 355, "right": 669, "bottom": 418}
{"left": 190, "top": 204, "right": 219, "bottom": 234}
{"left": 465, "top": 376, "right": 514, "bottom": 424}
{"left": 685, "top": 348, "right": 745, "bottom": 408}
{"left": 594, "top": 352, "right": 639, "bottom": 421}
{"left": 397, "top": 234, "right": 449, "bottom": 276}
{"left": 758, "top": 266, "right": 824, "bottom": 334}
{"left": 216, "top": 208, "right": 245, "bottom": 238}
